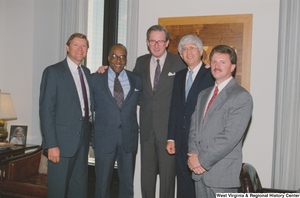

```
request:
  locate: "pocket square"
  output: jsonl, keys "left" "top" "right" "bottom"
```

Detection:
{"left": 168, "top": 72, "right": 175, "bottom": 76}
{"left": 134, "top": 88, "right": 139, "bottom": 91}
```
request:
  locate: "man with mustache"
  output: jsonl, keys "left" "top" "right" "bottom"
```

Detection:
{"left": 188, "top": 45, "right": 253, "bottom": 198}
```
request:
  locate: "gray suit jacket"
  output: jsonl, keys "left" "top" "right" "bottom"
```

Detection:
{"left": 133, "top": 52, "right": 186, "bottom": 143}
{"left": 39, "top": 59, "right": 92, "bottom": 157}
{"left": 188, "top": 78, "right": 253, "bottom": 188}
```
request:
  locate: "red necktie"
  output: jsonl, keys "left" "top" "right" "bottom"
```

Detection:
{"left": 204, "top": 86, "right": 219, "bottom": 118}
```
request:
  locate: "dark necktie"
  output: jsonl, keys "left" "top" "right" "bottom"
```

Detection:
{"left": 153, "top": 59, "right": 161, "bottom": 92}
{"left": 204, "top": 86, "right": 219, "bottom": 118}
{"left": 77, "top": 66, "right": 89, "bottom": 120}
{"left": 114, "top": 73, "right": 124, "bottom": 108}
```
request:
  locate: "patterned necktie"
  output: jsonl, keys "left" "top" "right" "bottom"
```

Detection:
{"left": 114, "top": 73, "right": 124, "bottom": 108}
{"left": 185, "top": 70, "right": 194, "bottom": 100}
{"left": 153, "top": 59, "right": 161, "bottom": 92}
{"left": 204, "top": 86, "right": 219, "bottom": 118}
{"left": 77, "top": 66, "right": 89, "bottom": 120}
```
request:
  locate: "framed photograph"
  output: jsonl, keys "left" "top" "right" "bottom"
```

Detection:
{"left": 159, "top": 14, "right": 253, "bottom": 91}
{"left": 9, "top": 125, "right": 28, "bottom": 145}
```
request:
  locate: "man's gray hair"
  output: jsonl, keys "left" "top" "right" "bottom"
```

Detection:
{"left": 178, "top": 34, "right": 203, "bottom": 54}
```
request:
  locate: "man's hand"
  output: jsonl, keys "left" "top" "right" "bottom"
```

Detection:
{"left": 166, "top": 141, "right": 176, "bottom": 154}
{"left": 205, "top": 63, "right": 211, "bottom": 69}
{"left": 187, "top": 153, "right": 206, "bottom": 175}
{"left": 48, "top": 147, "right": 60, "bottom": 164}
{"left": 97, "top": 66, "right": 108, "bottom": 73}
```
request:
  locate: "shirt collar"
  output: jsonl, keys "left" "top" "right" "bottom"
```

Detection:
{"left": 108, "top": 66, "right": 126, "bottom": 77}
{"left": 151, "top": 50, "right": 167, "bottom": 65}
{"left": 67, "top": 57, "right": 81, "bottom": 73}
{"left": 188, "top": 61, "right": 203, "bottom": 73}
{"left": 215, "top": 76, "right": 233, "bottom": 92}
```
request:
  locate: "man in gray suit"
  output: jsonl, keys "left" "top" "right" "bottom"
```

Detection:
{"left": 39, "top": 33, "right": 92, "bottom": 198}
{"left": 133, "top": 25, "right": 186, "bottom": 197}
{"left": 188, "top": 45, "right": 253, "bottom": 198}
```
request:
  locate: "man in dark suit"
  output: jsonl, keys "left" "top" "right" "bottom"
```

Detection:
{"left": 166, "top": 35, "right": 214, "bottom": 198}
{"left": 91, "top": 44, "right": 142, "bottom": 198}
{"left": 39, "top": 33, "right": 92, "bottom": 198}
{"left": 133, "top": 25, "right": 186, "bottom": 197}
{"left": 188, "top": 45, "right": 253, "bottom": 198}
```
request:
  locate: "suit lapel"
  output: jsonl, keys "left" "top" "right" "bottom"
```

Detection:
{"left": 61, "top": 60, "right": 81, "bottom": 110}
{"left": 155, "top": 52, "right": 173, "bottom": 91}
{"left": 82, "top": 66, "right": 94, "bottom": 111}
{"left": 180, "top": 69, "right": 188, "bottom": 104}
{"left": 143, "top": 56, "right": 153, "bottom": 94}
{"left": 186, "top": 63, "right": 208, "bottom": 103}
{"left": 122, "top": 70, "right": 134, "bottom": 107}
{"left": 200, "top": 87, "right": 213, "bottom": 121}
{"left": 204, "top": 78, "right": 236, "bottom": 121}
{"left": 98, "top": 71, "right": 117, "bottom": 106}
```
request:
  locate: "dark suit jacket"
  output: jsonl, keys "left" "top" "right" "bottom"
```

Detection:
{"left": 133, "top": 52, "right": 186, "bottom": 143}
{"left": 188, "top": 78, "right": 253, "bottom": 188}
{"left": 168, "top": 63, "right": 214, "bottom": 153}
{"left": 39, "top": 59, "right": 92, "bottom": 157}
{"left": 91, "top": 69, "right": 142, "bottom": 153}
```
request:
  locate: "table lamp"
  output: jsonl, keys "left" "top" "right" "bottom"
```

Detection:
{"left": 0, "top": 90, "right": 17, "bottom": 142}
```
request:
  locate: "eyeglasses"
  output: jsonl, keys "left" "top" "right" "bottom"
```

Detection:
{"left": 111, "top": 54, "right": 126, "bottom": 61}
{"left": 182, "top": 46, "right": 198, "bottom": 52}
{"left": 148, "top": 40, "right": 166, "bottom": 46}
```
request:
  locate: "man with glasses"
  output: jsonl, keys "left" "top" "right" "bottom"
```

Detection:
{"left": 166, "top": 35, "right": 214, "bottom": 198}
{"left": 91, "top": 43, "right": 142, "bottom": 198}
{"left": 133, "top": 25, "right": 186, "bottom": 197}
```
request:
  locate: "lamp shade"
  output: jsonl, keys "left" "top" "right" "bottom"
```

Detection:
{"left": 0, "top": 91, "right": 17, "bottom": 120}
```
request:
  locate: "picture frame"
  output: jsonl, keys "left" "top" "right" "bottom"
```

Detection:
{"left": 158, "top": 14, "right": 253, "bottom": 91}
{"left": 9, "top": 125, "right": 28, "bottom": 145}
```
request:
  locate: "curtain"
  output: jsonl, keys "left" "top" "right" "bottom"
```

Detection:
{"left": 125, "top": 0, "right": 139, "bottom": 71}
{"left": 273, "top": 0, "right": 300, "bottom": 190}
{"left": 59, "top": 0, "right": 89, "bottom": 60}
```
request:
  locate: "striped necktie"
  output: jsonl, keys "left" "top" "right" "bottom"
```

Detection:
{"left": 153, "top": 59, "right": 161, "bottom": 92}
{"left": 185, "top": 70, "right": 193, "bottom": 100}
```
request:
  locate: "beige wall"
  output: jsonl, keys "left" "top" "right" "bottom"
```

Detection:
{"left": 0, "top": 0, "right": 61, "bottom": 144}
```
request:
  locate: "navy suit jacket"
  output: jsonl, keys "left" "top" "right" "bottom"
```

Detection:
{"left": 39, "top": 59, "right": 92, "bottom": 157}
{"left": 91, "top": 69, "right": 142, "bottom": 153}
{"left": 168, "top": 63, "right": 214, "bottom": 153}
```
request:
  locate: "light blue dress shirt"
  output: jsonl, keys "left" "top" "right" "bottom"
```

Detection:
{"left": 108, "top": 67, "right": 130, "bottom": 99}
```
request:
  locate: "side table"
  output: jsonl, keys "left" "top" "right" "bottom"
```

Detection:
{"left": 0, "top": 144, "right": 40, "bottom": 192}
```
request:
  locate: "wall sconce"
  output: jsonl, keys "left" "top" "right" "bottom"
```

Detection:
{"left": 0, "top": 89, "right": 17, "bottom": 142}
